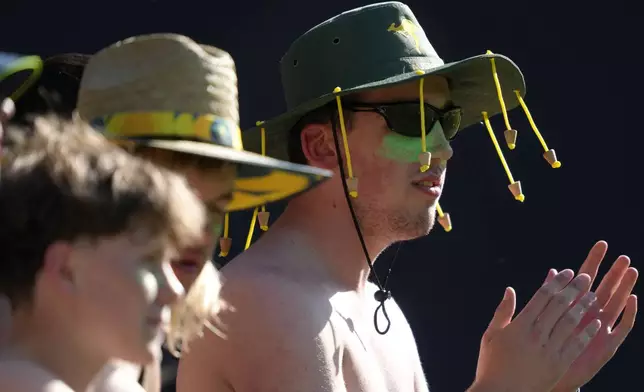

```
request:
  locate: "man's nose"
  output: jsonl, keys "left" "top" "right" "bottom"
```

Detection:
{"left": 432, "top": 143, "right": 453, "bottom": 162}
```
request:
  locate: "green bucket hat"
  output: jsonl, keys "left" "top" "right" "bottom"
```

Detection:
{"left": 243, "top": 1, "right": 561, "bottom": 232}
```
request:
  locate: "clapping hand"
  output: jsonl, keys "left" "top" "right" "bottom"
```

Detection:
{"left": 470, "top": 269, "right": 599, "bottom": 392}
{"left": 551, "top": 241, "right": 638, "bottom": 392}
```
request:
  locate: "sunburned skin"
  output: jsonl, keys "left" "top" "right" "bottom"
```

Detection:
{"left": 377, "top": 121, "right": 452, "bottom": 163}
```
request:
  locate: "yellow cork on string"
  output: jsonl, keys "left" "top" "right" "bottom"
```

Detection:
{"left": 436, "top": 202, "right": 452, "bottom": 232}
{"left": 486, "top": 50, "right": 517, "bottom": 150}
{"left": 333, "top": 87, "right": 358, "bottom": 198}
{"left": 256, "top": 120, "right": 271, "bottom": 230}
{"left": 415, "top": 70, "right": 431, "bottom": 172}
{"left": 245, "top": 207, "right": 259, "bottom": 250}
{"left": 218, "top": 212, "right": 232, "bottom": 257}
{"left": 482, "top": 111, "right": 525, "bottom": 202}
{"left": 258, "top": 206, "right": 269, "bottom": 231}
{"left": 513, "top": 90, "right": 561, "bottom": 169}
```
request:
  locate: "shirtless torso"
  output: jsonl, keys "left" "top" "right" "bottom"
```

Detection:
{"left": 177, "top": 245, "right": 429, "bottom": 392}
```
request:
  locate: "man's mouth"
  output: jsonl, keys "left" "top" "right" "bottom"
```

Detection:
{"left": 411, "top": 177, "right": 442, "bottom": 198}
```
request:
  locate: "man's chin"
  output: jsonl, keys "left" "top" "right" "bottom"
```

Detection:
{"left": 397, "top": 219, "right": 434, "bottom": 242}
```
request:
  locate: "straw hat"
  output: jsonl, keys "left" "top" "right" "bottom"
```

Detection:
{"left": 77, "top": 33, "right": 332, "bottom": 212}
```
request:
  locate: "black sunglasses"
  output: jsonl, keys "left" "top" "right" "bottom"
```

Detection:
{"left": 344, "top": 101, "right": 463, "bottom": 140}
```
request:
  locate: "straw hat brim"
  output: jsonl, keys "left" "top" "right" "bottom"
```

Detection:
{"left": 115, "top": 137, "right": 333, "bottom": 212}
{"left": 0, "top": 52, "right": 43, "bottom": 101}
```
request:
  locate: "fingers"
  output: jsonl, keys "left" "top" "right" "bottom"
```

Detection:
{"left": 595, "top": 256, "right": 631, "bottom": 309}
{"left": 515, "top": 270, "right": 574, "bottom": 327}
{"left": 559, "top": 318, "right": 602, "bottom": 364}
{"left": 548, "top": 291, "right": 597, "bottom": 349}
{"left": 602, "top": 267, "right": 639, "bottom": 328}
{"left": 533, "top": 274, "right": 592, "bottom": 346}
{"left": 610, "top": 294, "right": 638, "bottom": 349}
{"left": 577, "top": 240, "right": 608, "bottom": 287}
{"left": 545, "top": 268, "right": 558, "bottom": 284}
{"left": 486, "top": 287, "right": 516, "bottom": 336}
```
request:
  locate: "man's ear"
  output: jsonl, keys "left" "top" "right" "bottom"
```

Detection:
{"left": 300, "top": 123, "right": 338, "bottom": 169}
{"left": 40, "top": 241, "right": 76, "bottom": 294}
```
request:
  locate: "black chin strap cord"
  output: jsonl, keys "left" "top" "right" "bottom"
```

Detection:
{"left": 330, "top": 114, "right": 402, "bottom": 335}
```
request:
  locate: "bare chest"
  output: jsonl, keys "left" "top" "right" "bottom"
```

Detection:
{"left": 330, "top": 297, "right": 418, "bottom": 392}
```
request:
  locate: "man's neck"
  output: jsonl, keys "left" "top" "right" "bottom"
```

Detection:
{"left": 257, "top": 193, "right": 392, "bottom": 292}
{"left": 9, "top": 309, "right": 107, "bottom": 391}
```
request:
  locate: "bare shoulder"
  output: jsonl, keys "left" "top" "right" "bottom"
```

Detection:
{"left": 0, "top": 360, "right": 73, "bottom": 392}
{"left": 177, "top": 255, "right": 342, "bottom": 391}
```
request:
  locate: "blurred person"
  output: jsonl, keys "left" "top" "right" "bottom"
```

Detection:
{"left": 0, "top": 50, "right": 45, "bottom": 344}
{"left": 0, "top": 114, "right": 206, "bottom": 391}
{"left": 75, "top": 34, "right": 332, "bottom": 392}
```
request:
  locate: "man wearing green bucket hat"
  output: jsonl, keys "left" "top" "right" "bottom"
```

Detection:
{"left": 177, "top": 2, "right": 637, "bottom": 392}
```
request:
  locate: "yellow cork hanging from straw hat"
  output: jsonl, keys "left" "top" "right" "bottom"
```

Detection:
{"left": 218, "top": 212, "right": 232, "bottom": 257}
{"left": 238, "top": 121, "right": 272, "bottom": 254}
{"left": 218, "top": 121, "right": 271, "bottom": 257}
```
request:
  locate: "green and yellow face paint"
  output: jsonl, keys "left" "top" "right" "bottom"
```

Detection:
{"left": 377, "top": 120, "right": 452, "bottom": 165}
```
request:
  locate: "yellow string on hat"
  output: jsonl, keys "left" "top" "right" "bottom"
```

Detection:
{"left": 333, "top": 87, "right": 358, "bottom": 198}
{"left": 482, "top": 111, "right": 524, "bottom": 202}
{"left": 513, "top": 90, "right": 561, "bottom": 169}
{"left": 245, "top": 207, "right": 259, "bottom": 250}
{"left": 256, "top": 121, "right": 270, "bottom": 230}
{"left": 415, "top": 70, "right": 431, "bottom": 172}
{"left": 218, "top": 212, "right": 232, "bottom": 257}
{"left": 486, "top": 50, "right": 517, "bottom": 150}
{"left": 240, "top": 121, "right": 270, "bottom": 254}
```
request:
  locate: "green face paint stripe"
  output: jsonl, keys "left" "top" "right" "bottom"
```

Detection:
{"left": 378, "top": 132, "right": 424, "bottom": 162}
{"left": 377, "top": 122, "right": 450, "bottom": 163}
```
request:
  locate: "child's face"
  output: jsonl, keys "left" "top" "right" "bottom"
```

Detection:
{"left": 136, "top": 147, "right": 236, "bottom": 290}
{"left": 66, "top": 232, "right": 183, "bottom": 364}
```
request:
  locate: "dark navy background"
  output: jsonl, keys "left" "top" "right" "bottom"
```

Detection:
{"left": 2, "top": 0, "right": 638, "bottom": 390}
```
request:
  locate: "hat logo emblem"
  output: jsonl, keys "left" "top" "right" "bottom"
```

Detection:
{"left": 387, "top": 18, "right": 421, "bottom": 53}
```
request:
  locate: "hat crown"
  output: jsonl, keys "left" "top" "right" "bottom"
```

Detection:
{"left": 78, "top": 33, "right": 239, "bottom": 125}
{"left": 279, "top": 2, "right": 443, "bottom": 108}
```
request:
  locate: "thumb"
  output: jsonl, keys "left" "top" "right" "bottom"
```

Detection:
{"left": 486, "top": 287, "right": 516, "bottom": 334}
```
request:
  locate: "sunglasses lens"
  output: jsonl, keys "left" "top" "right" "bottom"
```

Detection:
{"left": 384, "top": 103, "right": 461, "bottom": 138}
{"left": 441, "top": 109, "right": 462, "bottom": 140}
{"left": 383, "top": 103, "right": 438, "bottom": 137}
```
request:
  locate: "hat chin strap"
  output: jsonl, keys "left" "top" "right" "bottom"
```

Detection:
{"left": 329, "top": 114, "right": 395, "bottom": 336}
